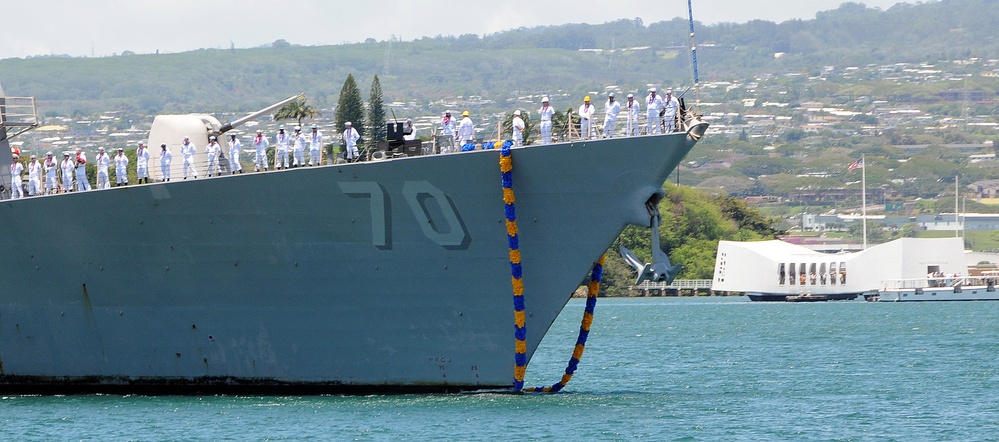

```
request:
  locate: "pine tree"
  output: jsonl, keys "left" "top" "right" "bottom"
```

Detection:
{"left": 335, "top": 74, "right": 366, "bottom": 148}
{"left": 367, "top": 75, "right": 386, "bottom": 150}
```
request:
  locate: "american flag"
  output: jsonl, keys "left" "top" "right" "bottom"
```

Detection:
{"left": 847, "top": 157, "right": 864, "bottom": 172}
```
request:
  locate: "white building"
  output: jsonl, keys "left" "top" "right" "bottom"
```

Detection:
{"left": 713, "top": 237, "right": 966, "bottom": 301}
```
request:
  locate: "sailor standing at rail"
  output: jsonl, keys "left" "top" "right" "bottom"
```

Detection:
{"left": 307, "top": 125, "right": 322, "bottom": 166}
{"left": 253, "top": 129, "right": 268, "bottom": 171}
{"left": 625, "top": 93, "right": 641, "bottom": 137}
{"left": 159, "top": 143, "right": 172, "bottom": 181}
{"left": 662, "top": 89, "right": 679, "bottom": 133}
{"left": 205, "top": 136, "right": 221, "bottom": 176}
{"left": 60, "top": 152, "right": 74, "bottom": 192}
{"left": 538, "top": 97, "right": 554, "bottom": 144}
{"left": 9, "top": 154, "right": 23, "bottom": 199}
{"left": 578, "top": 96, "right": 595, "bottom": 140}
{"left": 136, "top": 141, "right": 151, "bottom": 184}
{"left": 228, "top": 134, "right": 243, "bottom": 174}
{"left": 27, "top": 155, "right": 42, "bottom": 196}
{"left": 440, "top": 111, "right": 456, "bottom": 153}
{"left": 114, "top": 147, "right": 129, "bottom": 186}
{"left": 44, "top": 152, "right": 58, "bottom": 194}
{"left": 457, "top": 111, "right": 474, "bottom": 149}
{"left": 95, "top": 147, "right": 111, "bottom": 189}
{"left": 181, "top": 136, "right": 198, "bottom": 179}
{"left": 74, "top": 148, "right": 91, "bottom": 191}
{"left": 511, "top": 110, "right": 525, "bottom": 147}
{"left": 342, "top": 122, "right": 360, "bottom": 161}
{"left": 646, "top": 87, "right": 664, "bottom": 135}
{"left": 274, "top": 126, "right": 290, "bottom": 170}
{"left": 603, "top": 92, "right": 621, "bottom": 138}
{"left": 291, "top": 126, "right": 306, "bottom": 167}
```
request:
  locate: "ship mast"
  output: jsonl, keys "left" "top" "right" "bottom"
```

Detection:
{"left": 686, "top": 0, "right": 702, "bottom": 111}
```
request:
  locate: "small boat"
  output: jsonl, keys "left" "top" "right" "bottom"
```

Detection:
{"left": 785, "top": 293, "right": 829, "bottom": 302}
{"left": 870, "top": 272, "right": 999, "bottom": 302}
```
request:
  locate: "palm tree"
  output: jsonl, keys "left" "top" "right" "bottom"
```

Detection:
{"left": 274, "top": 98, "right": 321, "bottom": 126}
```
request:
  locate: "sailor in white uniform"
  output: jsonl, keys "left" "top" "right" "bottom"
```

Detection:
{"left": 136, "top": 141, "right": 151, "bottom": 183}
{"left": 253, "top": 130, "right": 269, "bottom": 171}
{"left": 60, "top": 152, "right": 75, "bottom": 191}
{"left": 511, "top": 110, "right": 525, "bottom": 147}
{"left": 74, "top": 148, "right": 90, "bottom": 191}
{"left": 440, "top": 111, "right": 456, "bottom": 153}
{"left": 625, "top": 93, "right": 641, "bottom": 137}
{"left": 274, "top": 126, "right": 290, "bottom": 169}
{"left": 646, "top": 87, "right": 664, "bottom": 135}
{"left": 9, "top": 154, "right": 23, "bottom": 199}
{"left": 181, "top": 136, "right": 198, "bottom": 179}
{"left": 578, "top": 96, "right": 595, "bottom": 140}
{"left": 292, "top": 126, "right": 306, "bottom": 167}
{"left": 342, "top": 122, "right": 360, "bottom": 161}
{"left": 603, "top": 92, "right": 621, "bottom": 138}
{"left": 538, "top": 97, "right": 555, "bottom": 144}
{"left": 159, "top": 143, "right": 172, "bottom": 181}
{"left": 307, "top": 125, "right": 323, "bottom": 166}
{"left": 457, "top": 111, "right": 474, "bottom": 149}
{"left": 114, "top": 147, "right": 129, "bottom": 186}
{"left": 95, "top": 147, "right": 111, "bottom": 189}
{"left": 228, "top": 134, "right": 243, "bottom": 174}
{"left": 662, "top": 89, "right": 679, "bottom": 133}
{"left": 27, "top": 154, "right": 42, "bottom": 196}
{"left": 205, "top": 136, "right": 221, "bottom": 176}
{"left": 44, "top": 152, "right": 58, "bottom": 194}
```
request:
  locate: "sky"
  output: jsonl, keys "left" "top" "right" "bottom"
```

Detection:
{"left": 0, "top": 0, "right": 918, "bottom": 60}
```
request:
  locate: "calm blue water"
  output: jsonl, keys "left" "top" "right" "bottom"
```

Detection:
{"left": 4, "top": 297, "right": 999, "bottom": 441}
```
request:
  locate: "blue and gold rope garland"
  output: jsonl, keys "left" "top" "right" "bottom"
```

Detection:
{"left": 500, "top": 141, "right": 603, "bottom": 393}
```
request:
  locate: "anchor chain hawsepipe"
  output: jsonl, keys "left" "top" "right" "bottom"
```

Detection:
{"left": 500, "top": 142, "right": 604, "bottom": 393}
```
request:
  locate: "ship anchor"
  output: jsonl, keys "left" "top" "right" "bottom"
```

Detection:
{"left": 619, "top": 199, "right": 682, "bottom": 285}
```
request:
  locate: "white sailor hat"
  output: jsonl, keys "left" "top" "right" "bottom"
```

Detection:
{"left": 279, "top": 125, "right": 285, "bottom": 130}
{"left": 294, "top": 126, "right": 301, "bottom": 131}
{"left": 209, "top": 135, "right": 216, "bottom": 140}
{"left": 63, "top": 152, "right": 70, "bottom": 156}
{"left": 230, "top": 133, "right": 237, "bottom": 137}
{"left": 137, "top": 141, "right": 145, "bottom": 145}
{"left": 608, "top": 92, "right": 615, "bottom": 98}
{"left": 46, "top": 151, "right": 53, "bottom": 156}
{"left": 345, "top": 121, "right": 352, "bottom": 126}
{"left": 649, "top": 87, "right": 657, "bottom": 92}
{"left": 98, "top": 146, "right": 105, "bottom": 151}
{"left": 542, "top": 96, "right": 549, "bottom": 102}
{"left": 514, "top": 110, "right": 521, "bottom": 116}
{"left": 11, "top": 153, "right": 18, "bottom": 159}
{"left": 117, "top": 147, "right": 124, "bottom": 151}
{"left": 666, "top": 89, "right": 673, "bottom": 94}
{"left": 256, "top": 129, "right": 263, "bottom": 133}
{"left": 311, "top": 124, "right": 318, "bottom": 129}
{"left": 627, "top": 93, "right": 634, "bottom": 98}
{"left": 183, "top": 136, "right": 190, "bottom": 141}
{"left": 30, "top": 154, "right": 36, "bottom": 159}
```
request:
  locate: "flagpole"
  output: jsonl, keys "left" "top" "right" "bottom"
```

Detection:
{"left": 861, "top": 153, "right": 867, "bottom": 250}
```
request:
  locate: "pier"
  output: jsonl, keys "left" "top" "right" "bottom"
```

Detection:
{"left": 632, "top": 279, "right": 724, "bottom": 297}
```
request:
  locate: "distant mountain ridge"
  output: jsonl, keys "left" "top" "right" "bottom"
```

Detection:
{"left": 0, "top": 0, "right": 993, "bottom": 115}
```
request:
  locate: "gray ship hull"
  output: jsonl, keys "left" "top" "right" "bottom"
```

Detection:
{"left": 0, "top": 126, "right": 705, "bottom": 394}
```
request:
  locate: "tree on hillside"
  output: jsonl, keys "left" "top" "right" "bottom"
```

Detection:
{"left": 367, "top": 75, "right": 386, "bottom": 149}
{"left": 335, "top": 74, "right": 366, "bottom": 149}
{"left": 274, "top": 98, "right": 321, "bottom": 126}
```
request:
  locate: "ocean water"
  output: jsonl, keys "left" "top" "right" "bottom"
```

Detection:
{"left": 4, "top": 297, "right": 999, "bottom": 441}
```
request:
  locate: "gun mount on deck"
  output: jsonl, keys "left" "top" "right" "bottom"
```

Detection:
{"left": 148, "top": 94, "right": 303, "bottom": 150}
